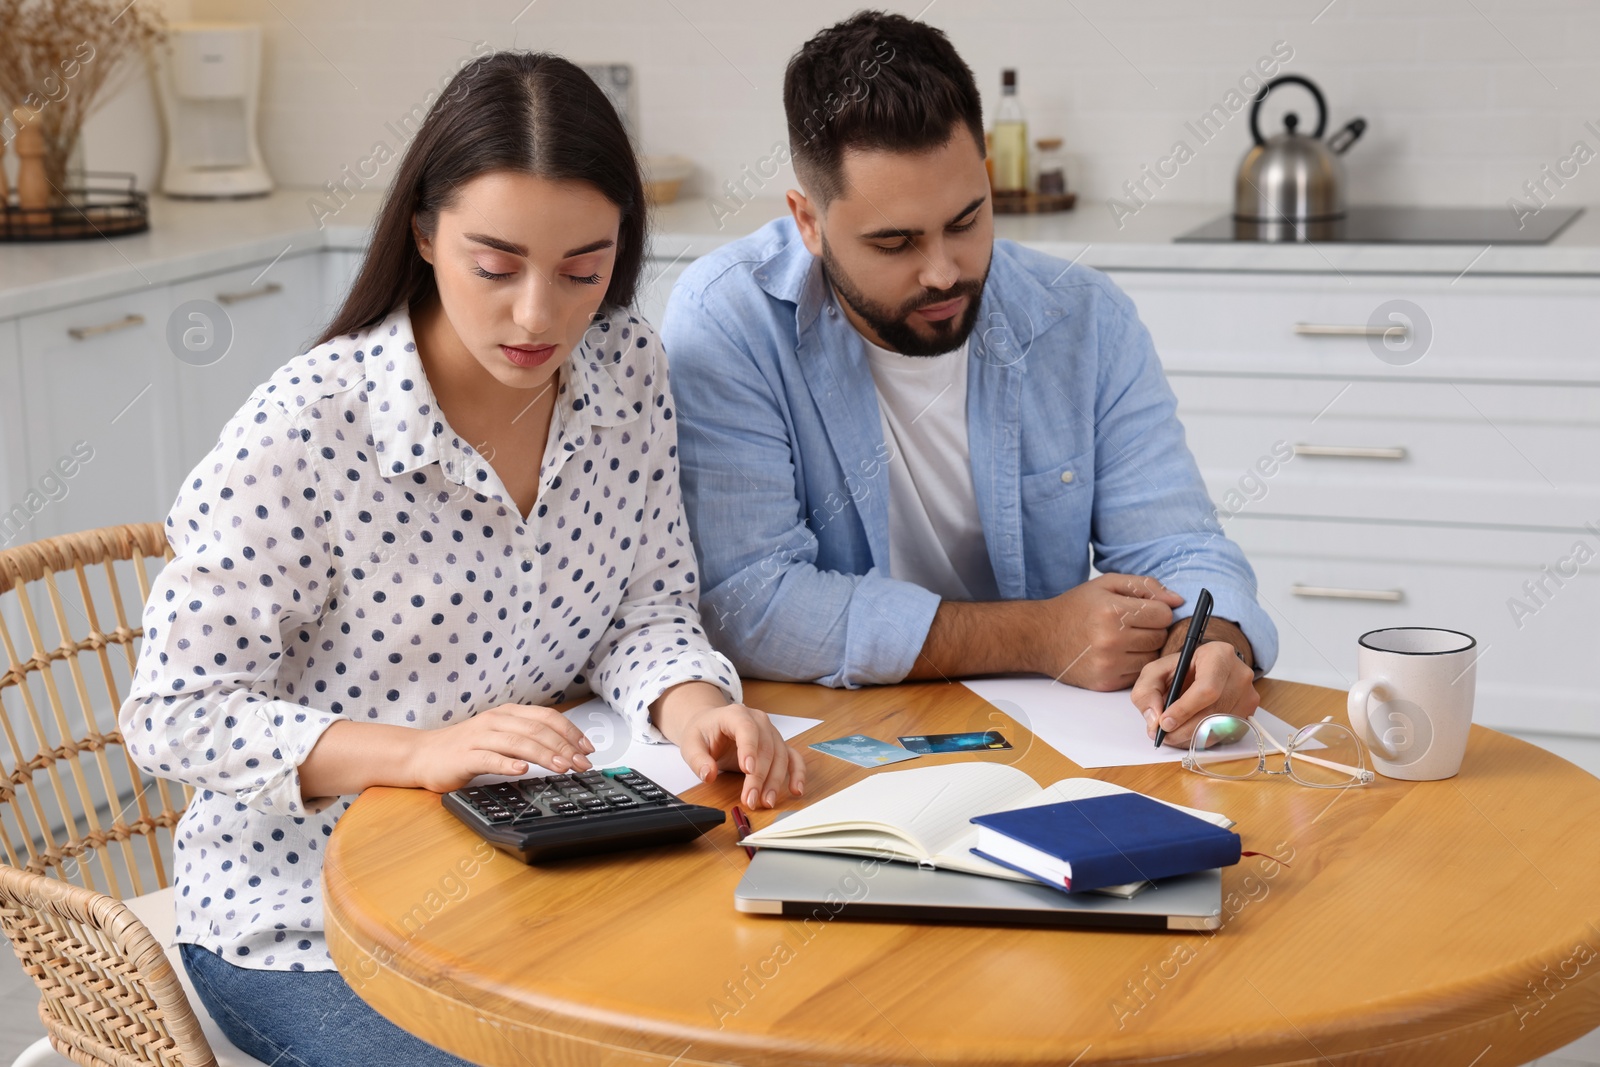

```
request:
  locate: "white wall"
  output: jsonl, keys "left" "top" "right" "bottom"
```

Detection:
{"left": 75, "top": 0, "right": 190, "bottom": 193}
{"left": 85, "top": 0, "right": 1600, "bottom": 226}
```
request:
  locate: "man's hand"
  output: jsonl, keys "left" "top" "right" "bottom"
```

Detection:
{"left": 1036, "top": 573, "right": 1185, "bottom": 691}
{"left": 1130, "top": 639, "right": 1260, "bottom": 748}
{"left": 651, "top": 681, "right": 806, "bottom": 809}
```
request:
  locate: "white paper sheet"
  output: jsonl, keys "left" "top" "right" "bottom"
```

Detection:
{"left": 466, "top": 697, "right": 823, "bottom": 794}
{"left": 961, "top": 675, "right": 1304, "bottom": 769}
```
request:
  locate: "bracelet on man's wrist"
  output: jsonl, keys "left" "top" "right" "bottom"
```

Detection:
{"left": 1203, "top": 638, "right": 1262, "bottom": 680}
{"left": 1232, "top": 645, "right": 1265, "bottom": 680}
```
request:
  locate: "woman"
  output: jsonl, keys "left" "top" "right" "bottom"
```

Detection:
{"left": 119, "top": 51, "right": 805, "bottom": 1066}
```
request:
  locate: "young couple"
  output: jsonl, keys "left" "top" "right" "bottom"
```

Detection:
{"left": 120, "top": 11, "right": 1275, "bottom": 1065}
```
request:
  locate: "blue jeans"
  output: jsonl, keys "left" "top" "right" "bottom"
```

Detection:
{"left": 179, "top": 942, "right": 476, "bottom": 1066}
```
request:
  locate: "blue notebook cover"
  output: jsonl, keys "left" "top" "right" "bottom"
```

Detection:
{"left": 969, "top": 793, "right": 1241, "bottom": 894}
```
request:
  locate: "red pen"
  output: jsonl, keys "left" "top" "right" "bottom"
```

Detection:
{"left": 731, "top": 805, "right": 755, "bottom": 860}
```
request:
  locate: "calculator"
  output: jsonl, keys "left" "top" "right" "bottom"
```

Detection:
{"left": 442, "top": 767, "right": 726, "bottom": 863}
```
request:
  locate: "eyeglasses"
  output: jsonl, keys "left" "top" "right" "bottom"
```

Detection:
{"left": 1181, "top": 714, "right": 1375, "bottom": 788}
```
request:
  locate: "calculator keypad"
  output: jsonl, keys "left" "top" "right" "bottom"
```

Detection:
{"left": 444, "top": 764, "right": 725, "bottom": 864}
{"left": 452, "top": 767, "right": 680, "bottom": 826}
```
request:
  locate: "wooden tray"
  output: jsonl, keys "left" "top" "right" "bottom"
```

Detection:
{"left": 0, "top": 172, "right": 149, "bottom": 242}
{"left": 992, "top": 190, "right": 1076, "bottom": 214}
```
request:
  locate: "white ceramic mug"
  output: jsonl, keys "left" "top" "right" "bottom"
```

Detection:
{"left": 1346, "top": 627, "right": 1478, "bottom": 781}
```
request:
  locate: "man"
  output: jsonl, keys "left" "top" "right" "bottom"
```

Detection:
{"left": 661, "top": 11, "right": 1276, "bottom": 747}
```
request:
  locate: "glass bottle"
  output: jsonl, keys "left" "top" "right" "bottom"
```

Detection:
{"left": 991, "top": 69, "right": 1028, "bottom": 196}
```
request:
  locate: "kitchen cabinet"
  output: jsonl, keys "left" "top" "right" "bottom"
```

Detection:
{"left": 320, "top": 248, "right": 363, "bottom": 329}
{"left": 1228, "top": 517, "right": 1599, "bottom": 733}
{"left": 170, "top": 252, "right": 323, "bottom": 468}
{"left": 0, "top": 318, "right": 25, "bottom": 660}
{"left": 1167, "top": 375, "right": 1600, "bottom": 530}
{"left": 9, "top": 250, "right": 355, "bottom": 545}
{"left": 18, "top": 288, "right": 179, "bottom": 541}
{"left": 1111, "top": 270, "right": 1600, "bottom": 382}
{"left": 0, "top": 318, "right": 27, "bottom": 549}
{"left": 1109, "top": 269, "right": 1600, "bottom": 759}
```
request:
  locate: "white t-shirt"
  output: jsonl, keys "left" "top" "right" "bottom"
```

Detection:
{"left": 862, "top": 334, "right": 1000, "bottom": 602}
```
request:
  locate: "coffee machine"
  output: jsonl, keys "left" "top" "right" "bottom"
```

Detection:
{"left": 155, "top": 22, "right": 273, "bottom": 198}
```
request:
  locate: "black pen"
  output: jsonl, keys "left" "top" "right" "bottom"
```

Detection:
{"left": 1153, "top": 587, "right": 1213, "bottom": 748}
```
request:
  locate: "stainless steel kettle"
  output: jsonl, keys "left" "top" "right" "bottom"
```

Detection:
{"left": 1235, "top": 75, "right": 1365, "bottom": 223}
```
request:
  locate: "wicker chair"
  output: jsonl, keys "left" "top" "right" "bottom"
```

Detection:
{"left": 0, "top": 523, "right": 265, "bottom": 1067}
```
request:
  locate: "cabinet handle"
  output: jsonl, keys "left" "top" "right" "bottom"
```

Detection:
{"left": 1292, "top": 444, "right": 1408, "bottom": 461}
{"left": 1291, "top": 583, "right": 1403, "bottom": 602}
{"left": 1294, "top": 322, "right": 1409, "bottom": 341}
{"left": 216, "top": 282, "right": 284, "bottom": 305}
{"left": 66, "top": 313, "right": 145, "bottom": 341}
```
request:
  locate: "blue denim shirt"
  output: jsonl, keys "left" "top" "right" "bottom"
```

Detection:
{"left": 661, "top": 216, "right": 1276, "bottom": 688}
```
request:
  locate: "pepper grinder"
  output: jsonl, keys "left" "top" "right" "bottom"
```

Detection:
{"left": 13, "top": 108, "right": 51, "bottom": 225}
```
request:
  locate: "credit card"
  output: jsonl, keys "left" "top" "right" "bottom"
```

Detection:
{"left": 809, "top": 734, "right": 921, "bottom": 767}
{"left": 897, "top": 730, "right": 1013, "bottom": 754}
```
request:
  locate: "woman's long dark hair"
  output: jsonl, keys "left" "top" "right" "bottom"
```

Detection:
{"left": 318, "top": 51, "right": 647, "bottom": 345}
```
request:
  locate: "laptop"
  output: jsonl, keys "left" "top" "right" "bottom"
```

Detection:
{"left": 733, "top": 848, "right": 1223, "bottom": 931}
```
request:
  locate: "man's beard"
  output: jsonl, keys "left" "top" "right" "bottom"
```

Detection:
{"left": 821, "top": 235, "right": 988, "bottom": 357}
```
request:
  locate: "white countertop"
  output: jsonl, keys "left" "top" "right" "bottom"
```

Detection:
{"left": 4, "top": 188, "right": 1600, "bottom": 320}
{"left": 0, "top": 190, "right": 380, "bottom": 320}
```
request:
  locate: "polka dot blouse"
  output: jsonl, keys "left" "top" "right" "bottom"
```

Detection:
{"left": 118, "top": 304, "right": 740, "bottom": 971}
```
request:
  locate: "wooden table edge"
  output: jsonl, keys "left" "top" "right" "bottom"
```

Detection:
{"left": 326, "top": 884, "right": 1600, "bottom": 1067}
{"left": 321, "top": 679, "right": 1600, "bottom": 1066}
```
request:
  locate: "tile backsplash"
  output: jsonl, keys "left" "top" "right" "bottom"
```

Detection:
{"left": 85, "top": 0, "right": 1600, "bottom": 228}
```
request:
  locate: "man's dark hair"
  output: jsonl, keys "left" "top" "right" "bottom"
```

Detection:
{"left": 783, "top": 11, "right": 984, "bottom": 205}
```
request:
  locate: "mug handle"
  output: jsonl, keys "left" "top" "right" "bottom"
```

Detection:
{"left": 1347, "top": 676, "right": 1387, "bottom": 749}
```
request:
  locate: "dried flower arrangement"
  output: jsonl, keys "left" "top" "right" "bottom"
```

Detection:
{"left": 0, "top": 0, "right": 166, "bottom": 200}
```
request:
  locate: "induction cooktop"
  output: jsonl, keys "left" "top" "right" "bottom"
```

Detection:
{"left": 1174, "top": 205, "right": 1583, "bottom": 244}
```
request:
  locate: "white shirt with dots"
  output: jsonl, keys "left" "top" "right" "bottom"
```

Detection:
{"left": 119, "top": 303, "right": 741, "bottom": 971}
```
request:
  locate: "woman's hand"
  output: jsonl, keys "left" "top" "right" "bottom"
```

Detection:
{"left": 675, "top": 702, "right": 808, "bottom": 810}
{"left": 403, "top": 703, "right": 597, "bottom": 793}
{"left": 651, "top": 682, "right": 806, "bottom": 809}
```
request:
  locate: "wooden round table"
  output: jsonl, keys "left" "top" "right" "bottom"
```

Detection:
{"left": 324, "top": 679, "right": 1600, "bottom": 1066}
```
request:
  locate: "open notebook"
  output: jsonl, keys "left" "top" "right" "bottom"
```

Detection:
{"left": 740, "top": 763, "right": 1235, "bottom": 898}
